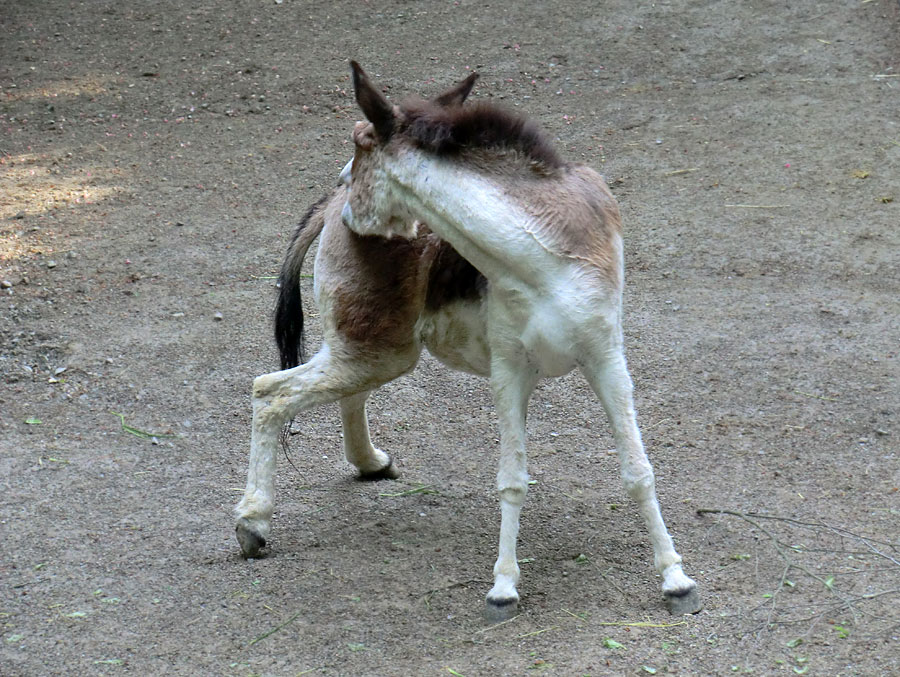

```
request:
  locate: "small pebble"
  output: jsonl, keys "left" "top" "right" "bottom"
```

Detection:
{"left": 47, "top": 260, "right": 57, "bottom": 269}
{"left": 0, "top": 280, "right": 11, "bottom": 289}
{"left": 213, "top": 311, "right": 224, "bottom": 321}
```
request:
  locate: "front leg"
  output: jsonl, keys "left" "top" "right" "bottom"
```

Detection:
{"left": 484, "top": 355, "right": 539, "bottom": 621}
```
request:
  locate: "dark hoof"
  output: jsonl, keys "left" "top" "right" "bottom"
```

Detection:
{"left": 483, "top": 597, "right": 519, "bottom": 624}
{"left": 235, "top": 523, "right": 266, "bottom": 558}
{"left": 665, "top": 586, "right": 702, "bottom": 615}
{"left": 358, "top": 460, "right": 400, "bottom": 481}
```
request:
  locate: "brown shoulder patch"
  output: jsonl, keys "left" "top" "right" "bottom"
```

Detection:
{"left": 424, "top": 238, "right": 487, "bottom": 311}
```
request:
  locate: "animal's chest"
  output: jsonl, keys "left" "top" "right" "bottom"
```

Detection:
{"left": 486, "top": 283, "right": 581, "bottom": 378}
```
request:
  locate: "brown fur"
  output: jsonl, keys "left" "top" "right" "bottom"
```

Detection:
{"left": 423, "top": 225, "right": 487, "bottom": 310}
{"left": 505, "top": 164, "right": 623, "bottom": 287}
{"left": 302, "top": 189, "right": 486, "bottom": 355}
{"left": 399, "top": 99, "right": 564, "bottom": 173}
{"left": 347, "top": 74, "right": 619, "bottom": 285}
{"left": 238, "top": 67, "right": 699, "bottom": 615}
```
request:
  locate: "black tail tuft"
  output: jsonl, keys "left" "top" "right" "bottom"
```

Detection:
{"left": 274, "top": 267, "right": 305, "bottom": 370}
{"left": 274, "top": 194, "right": 329, "bottom": 369}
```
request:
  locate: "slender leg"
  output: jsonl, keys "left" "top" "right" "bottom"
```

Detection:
{"left": 340, "top": 391, "right": 399, "bottom": 480}
{"left": 582, "top": 346, "right": 701, "bottom": 614}
{"left": 235, "top": 347, "right": 407, "bottom": 557}
{"left": 484, "top": 356, "right": 539, "bottom": 621}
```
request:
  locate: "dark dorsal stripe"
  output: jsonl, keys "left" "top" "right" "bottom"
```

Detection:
{"left": 401, "top": 100, "right": 564, "bottom": 170}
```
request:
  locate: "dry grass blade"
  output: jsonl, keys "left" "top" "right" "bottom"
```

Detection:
{"left": 725, "top": 204, "right": 792, "bottom": 209}
{"left": 379, "top": 484, "right": 438, "bottom": 497}
{"left": 248, "top": 611, "right": 302, "bottom": 647}
{"left": 595, "top": 620, "right": 687, "bottom": 628}
{"left": 111, "top": 412, "right": 176, "bottom": 439}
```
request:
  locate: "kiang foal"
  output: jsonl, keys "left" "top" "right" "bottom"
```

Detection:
{"left": 235, "top": 64, "right": 701, "bottom": 619}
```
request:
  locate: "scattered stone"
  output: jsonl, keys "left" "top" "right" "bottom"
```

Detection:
{"left": 47, "top": 260, "right": 57, "bottom": 269}
{"left": 0, "top": 280, "right": 11, "bottom": 289}
{"left": 213, "top": 311, "right": 224, "bottom": 321}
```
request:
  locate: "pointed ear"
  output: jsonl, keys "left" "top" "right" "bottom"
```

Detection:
{"left": 432, "top": 72, "right": 479, "bottom": 107}
{"left": 350, "top": 60, "right": 394, "bottom": 141}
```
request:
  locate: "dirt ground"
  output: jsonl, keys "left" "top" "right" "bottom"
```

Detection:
{"left": 2, "top": 0, "right": 899, "bottom": 675}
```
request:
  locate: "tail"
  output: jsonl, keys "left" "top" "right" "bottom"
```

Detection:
{"left": 274, "top": 192, "right": 330, "bottom": 369}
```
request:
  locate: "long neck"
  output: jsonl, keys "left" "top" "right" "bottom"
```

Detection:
{"left": 385, "top": 151, "right": 545, "bottom": 283}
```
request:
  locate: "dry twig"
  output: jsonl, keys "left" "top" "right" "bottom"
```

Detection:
{"left": 697, "top": 507, "right": 900, "bottom": 633}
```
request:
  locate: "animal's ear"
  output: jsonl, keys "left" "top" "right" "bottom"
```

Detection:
{"left": 350, "top": 60, "right": 394, "bottom": 142}
{"left": 432, "top": 72, "right": 479, "bottom": 107}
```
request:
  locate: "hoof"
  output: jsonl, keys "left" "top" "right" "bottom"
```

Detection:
{"left": 665, "top": 586, "right": 702, "bottom": 615}
{"left": 357, "top": 459, "right": 400, "bottom": 481}
{"left": 235, "top": 520, "right": 267, "bottom": 558}
{"left": 483, "top": 597, "right": 519, "bottom": 624}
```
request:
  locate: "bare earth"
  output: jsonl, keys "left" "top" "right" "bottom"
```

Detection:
{"left": 2, "top": 1, "right": 899, "bottom": 675}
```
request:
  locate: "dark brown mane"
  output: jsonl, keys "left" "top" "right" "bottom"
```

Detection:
{"left": 400, "top": 99, "right": 564, "bottom": 170}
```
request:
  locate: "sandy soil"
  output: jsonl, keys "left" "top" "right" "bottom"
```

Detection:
{"left": 2, "top": 1, "right": 899, "bottom": 675}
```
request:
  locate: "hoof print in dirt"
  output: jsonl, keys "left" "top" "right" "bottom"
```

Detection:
{"left": 483, "top": 597, "right": 519, "bottom": 624}
{"left": 357, "top": 460, "right": 400, "bottom": 481}
{"left": 665, "top": 586, "right": 703, "bottom": 615}
{"left": 235, "top": 523, "right": 267, "bottom": 559}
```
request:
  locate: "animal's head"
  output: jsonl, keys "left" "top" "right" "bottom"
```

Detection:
{"left": 340, "top": 61, "right": 478, "bottom": 239}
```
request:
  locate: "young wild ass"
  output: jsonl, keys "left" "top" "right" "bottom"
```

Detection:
{"left": 235, "top": 64, "right": 701, "bottom": 618}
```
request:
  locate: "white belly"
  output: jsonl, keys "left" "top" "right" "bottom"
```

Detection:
{"left": 418, "top": 299, "right": 491, "bottom": 377}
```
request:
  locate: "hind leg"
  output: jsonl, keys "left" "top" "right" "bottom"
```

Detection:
{"left": 340, "top": 391, "right": 399, "bottom": 480}
{"left": 581, "top": 346, "right": 701, "bottom": 614}
{"left": 235, "top": 347, "right": 412, "bottom": 557}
